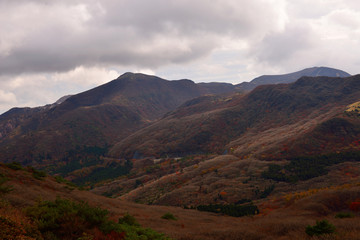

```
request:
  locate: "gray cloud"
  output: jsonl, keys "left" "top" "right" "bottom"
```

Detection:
{"left": 252, "top": 25, "right": 314, "bottom": 66}
{"left": 0, "top": 0, "right": 285, "bottom": 75}
{"left": 1, "top": 0, "right": 360, "bottom": 113}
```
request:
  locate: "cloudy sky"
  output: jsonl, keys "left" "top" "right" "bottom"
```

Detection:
{"left": 1, "top": 0, "right": 360, "bottom": 113}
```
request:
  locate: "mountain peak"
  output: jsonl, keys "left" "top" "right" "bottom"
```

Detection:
{"left": 236, "top": 66, "right": 351, "bottom": 92}
{"left": 117, "top": 72, "right": 160, "bottom": 80}
{"left": 118, "top": 72, "right": 135, "bottom": 77}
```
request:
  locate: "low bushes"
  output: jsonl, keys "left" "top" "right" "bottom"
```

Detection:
{"left": 4, "top": 162, "right": 47, "bottom": 180}
{"left": 0, "top": 173, "right": 12, "bottom": 195}
{"left": 335, "top": 212, "right": 354, "bottom": 219}
{"left": 5, "top": 162, "right": 23, "bottom": 170}
{"left": 27, "top": 167, "right": 47, "bottom": 180}
{"left": 196, "top": 203, "right": 259, "bottom": 217}
{"left": 118, "top": 213, "right": 140, "bottom": 226}
{"left": 161, "top": 212, "right": 177, "bottom": 220}
{"left": 25, "top": 198, "right": 171, "bottom": 240}
{"left": 305, "top": 220, "right": 336, "bottom": 236}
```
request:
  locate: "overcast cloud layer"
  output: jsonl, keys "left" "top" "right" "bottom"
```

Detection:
{"left": 1, "top": 0, "right": 360, "bottom": 113}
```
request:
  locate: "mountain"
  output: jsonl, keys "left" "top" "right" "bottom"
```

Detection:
{"left": 0, "top": 95, "right": 74, "bottom": 140}
{"left": 0, "top": 73, "right": 236, "bottom": 177}
{"left": 1, "top": 68, "right": 360, "bottom": 239}
{"left": 96, "top": 74, "right": 360, "bottom": 206}
{"left": 236, "top": 66, "right": 351, "bottom": 91}
{"left": 110, "top": 74, "right": 360, "bottom": 159}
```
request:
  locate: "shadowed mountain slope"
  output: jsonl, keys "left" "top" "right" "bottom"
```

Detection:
{"left": 0, "top": 73, "right": 236, "bottom": 171}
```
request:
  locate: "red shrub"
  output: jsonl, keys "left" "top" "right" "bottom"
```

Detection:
{"left": 349, "top": 202, "right": 360, "bottom": 212}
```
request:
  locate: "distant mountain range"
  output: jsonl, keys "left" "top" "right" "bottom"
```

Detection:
{"left": 236, "top": 66, "right": 351, "bottom": 91}
{"left": 0, "top": 66, "right": 357, "bottom": 186}
{"left": 2, "top": 66, "right": 360, "bottom": 240}
{"left": 110, "top": 74, "right": 360, "bottom": 159}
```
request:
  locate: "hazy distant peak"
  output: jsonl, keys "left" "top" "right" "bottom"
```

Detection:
{"left": 309, "top": 66, "right": 350, "bottom": 77}
{"left": 236, "top": 66, "right": 351, "bottom": 92}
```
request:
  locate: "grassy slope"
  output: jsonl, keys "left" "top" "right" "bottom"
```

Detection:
{"left": 1, "top": 164, "right": 360, "bottom": 240}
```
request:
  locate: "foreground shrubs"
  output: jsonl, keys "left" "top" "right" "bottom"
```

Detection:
{"left": 0, "top": 200, "right": 43, "bottom": 240}
{"left": 305, "top": 220, "right": 336, "bottom": 236}
{"left": 197, "top": 203, "right": 259, "bottom": 217}
{"left": 0, "top": 215, "right": 42, "bottom": 240}
{"left": 25, "top": 198, "right": 171, "bottom": 240}
{"left": 26, "top": 198, "right": 109, "bottom": 239}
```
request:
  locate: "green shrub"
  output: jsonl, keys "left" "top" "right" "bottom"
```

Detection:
{"left": 33, "top": 170, "right": 47, "bottom": 180}
{"left": 0, "top": 174, "right": 13, "bottom": 195}
{"left": 118, "top": 213, "right": 140, "bottom": 226}
{"left": 161, "top": 212, "right": 177, "bottom": 220}
{"left": 54, "top": 175, "right": 67, "bottom": 183}
{"left": 26, "top": 198, "right": 172, "bottom": 240}
{"left": 197, "top": 203, "right": 259, "bottom": 217}
{"left": 0, "top": 185, "right": 13, "bottom": 195}
{"left": 54, "top": 175, "right": 78, "bottom": 188}
{"left": 335, "top": 212, "right": 355, "bottom": 218}
{"left": 26, "top": 166, "right": 47, "bottom": 180}
{"left": 259, "top": 184, "right": 275, "bottom": 199}
{"left": 5, "top": 162, "right": 23, "bottom": 170}
{"left": 305, "top": 220, "right": 336, "bottom": 236}
{"left": 26, "top": 197, "right": 110, "bottom": 239}
{"left": 118, "top": 224, "right": 170, "bottom": 240}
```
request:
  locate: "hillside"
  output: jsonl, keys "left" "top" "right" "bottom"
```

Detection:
{"left": 110, "top": 75, "right": 360, "bottom": 159}
{"left": 0, "top": 73, "right": 236, "bottom": 180}
{"left": 1, "top": 163, "right": 360, "bottom": 240}
{"left": 79, "top": 74, "right": 359, "bottom": 208}
{"left": 0, "top": 67, "right": 349, "bottom": 171}
{"left": 236, "top": 66, "right": 351, "bottom": 91}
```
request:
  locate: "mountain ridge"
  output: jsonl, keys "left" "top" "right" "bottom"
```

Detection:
{"left": 0, "top": 72, "right": 238, "bottom": 177}
{"left": 1, "top": 67, "right": 360, "bottom": 240}
{"left": 0, "top": 67, "right": 357, "bottom": 187}
{"left": 236, "top": 66, "right": 351, "bottom": 91}
{"left": 109, "top": 74, "right": 360, "bottom": 159}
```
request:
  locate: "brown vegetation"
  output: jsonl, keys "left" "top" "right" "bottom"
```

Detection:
{"left": 1, "top": 162, "right": 360, "bottom": 239}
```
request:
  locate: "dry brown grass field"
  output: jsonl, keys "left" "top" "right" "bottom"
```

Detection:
{"left": 1, "top": 164, "right": 360, "bottom": 240}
